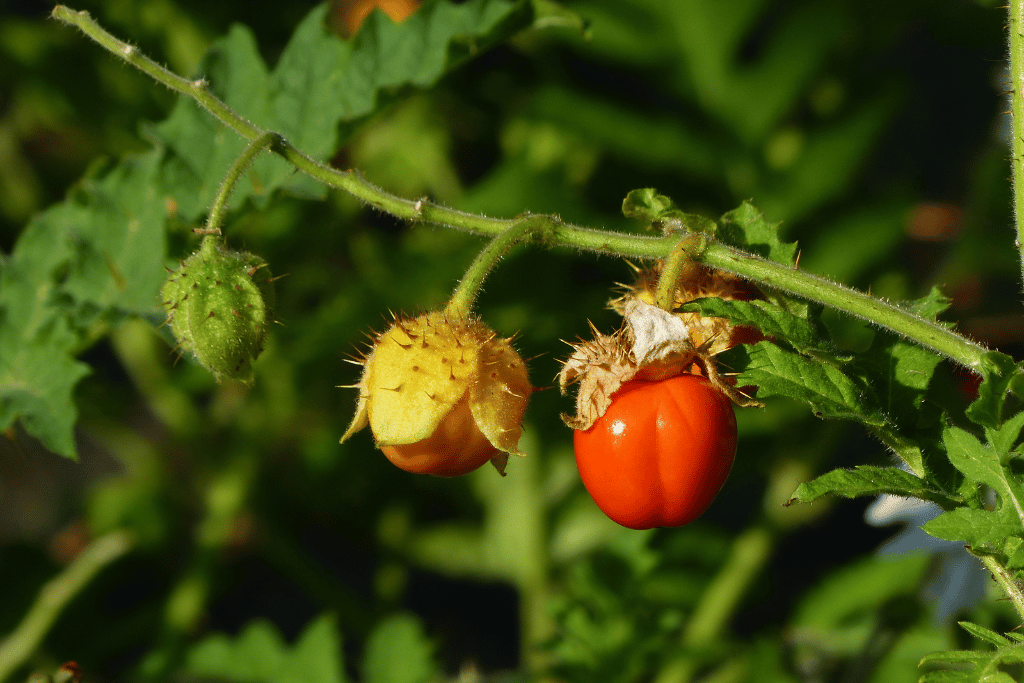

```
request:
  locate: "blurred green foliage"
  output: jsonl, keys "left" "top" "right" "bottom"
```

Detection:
{"left": 1, "top": 0, "right": 1022, "bottom": 682}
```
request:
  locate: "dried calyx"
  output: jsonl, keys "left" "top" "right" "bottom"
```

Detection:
{"left": 341, "top": 310, "right": 532, "bottom": 477}
{"left": 559, "top": 261, "right": 762, "bottom": 430}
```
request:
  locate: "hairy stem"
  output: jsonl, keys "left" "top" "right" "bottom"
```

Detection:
{"left": 205, "top": 131, "right": 281, "bottom": 235}
{"left": 446, "top": 216, "right": 551, "bottom": 318}
{"left": 0, "top": 531, "right": 134, "bottom": 683}
{"left": 1010, "top": 0, "right": 1024, "bottom": 288}
{"left": 655, "top": 233, "right": 708, "bottom": 311}
{"left": 52, "top": 4, "right": 991, "bottom": 372}
{"left": 976, "top": 552, "right": 1024, "bottom": 624}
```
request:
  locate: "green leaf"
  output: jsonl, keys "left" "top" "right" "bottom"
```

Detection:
{"left": 902, "top": 286, "right": 952, "bottom": 321}
{"left": 943, "top": 426, "right": 1024, "bottom": 529}
{"left": 920, "top": 639, "right": 1024, "bottom": 683}
{"left": 726, "top": 341, "right": 882, "bottom": 424}
{"left": 787, "top": 466, "right": 955, "bottom": 508}
{"left": 620, "top": 188, "right": 716, "bottom": 234}
{"left": 0, "top": 302, "right": 90, "bottom": 459}
{"left": 717, "top": 201, "right": 798, "bottom": 265}
{"left": 958, "top": 621, "right": 1012, "bottom": 648}
{"left": 362, "top": 614, "right": 437, "bottom": 683}
{"left": 988, "top": 410, "right": 1024, "bottom": 458}
{"left": 680, "top": 297, "right": 832, "bottom": 357}
{"left": 966, "top": 351, "right": 1021, "bottom": 430}
{"left": 922, "top": 507, "right": 1022, "bottom": 546}
{"left": 185, "top": 614, "right": 348, "bottom": 683}
{"left": 850, "top": 305, "right": 946, "bottom": 479}
{"left": 156, "top": 0, "right": 531, "bottom": 222}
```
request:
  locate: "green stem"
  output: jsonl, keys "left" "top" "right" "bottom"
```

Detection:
{"left": 976, "top": 552, "right": 1024, "bottom": 624}
{"left": 205, "top": 131, "right": 281, "bottom": 235}
{"left": 445, "top": 216, "right": 550, "bottom": 318}
{"left": 655, "top": 233, "right": 707, "bottom": 311}
{"left": 700, "top": 241, "right": 989, "bottom": 370}
{"left": 0, "top": 531, "right": 135, "bottom": 683}
{"left": 1010, "top": 0, "right": 1024, "bottom": 288}
{"left": 51, "top": 4, "right": 992, "bottom": 371}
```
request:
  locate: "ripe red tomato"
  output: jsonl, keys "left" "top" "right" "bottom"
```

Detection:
{"left": 573, "top": 374, "right": 737, "bottom": 529}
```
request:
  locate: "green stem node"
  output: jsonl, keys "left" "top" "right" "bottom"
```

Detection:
{"left": 655, "top": 233, "right": 708, "bottom": 311}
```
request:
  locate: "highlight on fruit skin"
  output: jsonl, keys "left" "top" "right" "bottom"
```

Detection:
{"left": 340, "top": 310, "right": 532, "bottom": 477}
{"left": 161, "top": 238, "right": 275, "bottom": 384}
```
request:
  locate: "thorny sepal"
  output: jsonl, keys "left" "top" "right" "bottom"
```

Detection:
{"left": 161, "top": 236, "right": 275, "bottom": 383}
{"left": 340, "top": 311, "right": 531, "bottom": 476}
{"left": 560, "top": 261, "right": 762, "bottom": 430}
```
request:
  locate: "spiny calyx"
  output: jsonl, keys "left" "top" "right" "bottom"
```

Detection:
{"left": 341, "top": 311, "right": 532, "bottom": 477}
{"left": 161, "top": 236, "right": 275, "bottom": 383}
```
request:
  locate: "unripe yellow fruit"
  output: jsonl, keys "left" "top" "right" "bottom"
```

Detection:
{"left": 341, "top": 311, "right": 531, "bottom": 476}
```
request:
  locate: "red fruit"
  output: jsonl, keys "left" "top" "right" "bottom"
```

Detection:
{"left": 573, "top": 374, "right": 737, "bottom": 530}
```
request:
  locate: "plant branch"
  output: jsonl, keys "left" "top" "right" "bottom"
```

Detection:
{"left": 1010, "top": 0, "right": 1024, "bottom": 288}
{"left": 52, "top": 4, "right": 992, "bottom": 371}
{"left": 975, "top": 551, "right": 1024, "bottom": 624}
{"left": 0, "top": 530, "right": 134, "bottom": 683}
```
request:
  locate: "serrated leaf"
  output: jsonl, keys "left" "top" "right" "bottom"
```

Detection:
{"left": 717, "top": 200, "right": 798, "bottom": 265}
{"left": 681, "top": 297, "right": 832, "bottom": 356}
{"left": 988, "top": 410, "right": 1024, "bottom": 458}
{"left": 943, "top": 425, "right": 1024, "bottom": 530}
{"left": 620, "top": 188, "right": 716, "bottom": 234}
{"left": 185, "top": 614, "right": 347, "bottom": 683}
{"left": 0, "top": 300, "right": 90, "bottom": 459}
{"left": 958, "top": 622, "right": 1011, "bottom": 648}
{"left": 156, "top": 1, "right": 531, "bottom": 221}
{"left": 728, "top": 341, "right": 882, "bottom": 424}
{"left": 1007, "top": 537, "right": 1024, "bottom": 570}
{"left": 922, "top": 507, "right": 1022, "bottom": 546}
{"left": 903, "top": 286, "right": 952, "bottom": 321}
{"left": 966, "top": 351, "right": 1021, "bottom": 430}
{"left": 787, "top": 466, "right": 955, "bottom": 507}
{"left": 920, "top": 641, "right": 1024, "bottom": 683}
{"left": 362, "top": 614, "right": 437, "bottom": 683}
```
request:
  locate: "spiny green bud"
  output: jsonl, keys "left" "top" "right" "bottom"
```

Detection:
{"left": 161, "top": 236, "right": 275, "bottom": 383}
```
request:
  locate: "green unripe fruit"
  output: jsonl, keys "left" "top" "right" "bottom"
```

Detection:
{"left": 161, "top": 236, "right": 275, "bottom": 383}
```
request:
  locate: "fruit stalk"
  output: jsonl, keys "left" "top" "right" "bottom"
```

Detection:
{"left": 205, "top": 131, "right": 281, "bottom": 235}
{"left": 446, "top": 216, "right": 550, "bottom": 318}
